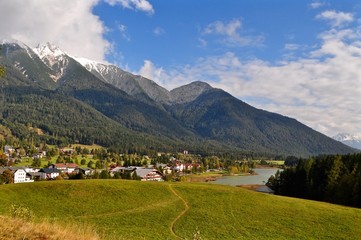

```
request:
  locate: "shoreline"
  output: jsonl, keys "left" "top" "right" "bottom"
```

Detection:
{"left": 186, "top": 167, "right": 280, "bottom": 183}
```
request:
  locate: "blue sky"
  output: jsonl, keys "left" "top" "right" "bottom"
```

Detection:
{"left": 1, "top": 0, "right": 361, "bottom": 137}
{"left": 95, "top": 1, "right": 358, "bottom": 69}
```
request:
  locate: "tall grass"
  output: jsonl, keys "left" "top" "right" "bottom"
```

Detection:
{"left": 0, "top": 216, "right": 99, "bottom": 240}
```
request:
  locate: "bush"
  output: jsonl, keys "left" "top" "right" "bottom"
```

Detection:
{"left": 10, "top": 204, "right": 33, "bottom": 221}
{"left": 55, "top": 175, "right": 64, "bottom": 180}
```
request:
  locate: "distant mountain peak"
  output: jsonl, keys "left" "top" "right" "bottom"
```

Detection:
{"left": 333, "top": 133, "right": 361, "bottom": 141}
{"left": 333, "top": 133, "right": 361, "bottom": 150}
{"left": 170, "top": 81, "right": 213, "bottom": 104}
{"left": 33, "top": 43, "right": 70, "bottom": 81}
{"left": 34, "top": 42, "right": 66, "bottom": 58}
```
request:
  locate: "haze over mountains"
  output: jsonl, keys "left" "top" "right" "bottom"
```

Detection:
{"left": 0, "top": 40, "right": 356, "bottom": 156}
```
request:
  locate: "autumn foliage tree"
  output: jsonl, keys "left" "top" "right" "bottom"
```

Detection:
{"left": 0, "top": 46, "right": 5, "bottom": 77}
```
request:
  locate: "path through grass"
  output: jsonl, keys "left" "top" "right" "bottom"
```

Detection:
{"left": 169, "top": 184, "right": 189, "bottom": 239}
{"left": 0, "top": 180, "right": 361, "bottom": 239}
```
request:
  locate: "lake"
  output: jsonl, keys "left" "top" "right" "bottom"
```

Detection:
{"left": 211, "top": 168, "right": 280, "bottom": 186}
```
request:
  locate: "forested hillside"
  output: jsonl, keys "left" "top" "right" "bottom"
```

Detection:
{"left": 267, "top": 153, "right": 361, "bottom": 208}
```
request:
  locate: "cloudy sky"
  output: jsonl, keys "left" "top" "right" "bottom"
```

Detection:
{"left": 0, "top": 0, "right": 360, "bottom": 137}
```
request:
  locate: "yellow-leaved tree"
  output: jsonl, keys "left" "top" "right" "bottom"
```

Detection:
{"left": 0, "top": 46, "right": 5, "bottom": 77}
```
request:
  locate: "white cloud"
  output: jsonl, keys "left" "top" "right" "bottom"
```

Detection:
{"left": 117, "top": 24, "right": 131, "bottom": 41}
{"left": 138, "top": 60, "right": 163, "bottom": 85}
{"left": 316, "top": 10, "right": 354, "bottom": 28}
{"left": 153, "top": 25, "right": 361, "bottom": 137}
{"left": 153, "top": 27, "right": 165, "bottom": 36}
{"left": 105, "top": 0, "right": 154, "bottom": 14}
{"left": 0, "top": 0, "right": 109, "bottom": 62}
{"left": 202, "top": 19, "right": 264, "bottom": 47}
{"left": 309, "top": 1, "right": 326, "bottom": 9}
{"left": 284, "top": 44, "right": 301, "bottom": 51}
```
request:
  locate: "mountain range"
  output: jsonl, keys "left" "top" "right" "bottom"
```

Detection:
{"left": 0, "top": 40, "right": 357, "bottom": 157}
{"left": 333, "top": 133, "right": 361, "bottom": 150}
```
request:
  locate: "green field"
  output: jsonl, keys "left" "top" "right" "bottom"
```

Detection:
{"left": 0, "top": 180, "right": 360, "bottom": 239}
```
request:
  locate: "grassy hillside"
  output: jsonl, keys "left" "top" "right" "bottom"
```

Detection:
{"left": 0, "top": 180, "right": 360, "bottom": 239}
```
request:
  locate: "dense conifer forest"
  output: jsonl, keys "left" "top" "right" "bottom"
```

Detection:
{"left": 267, "top": 153, "right": 361, "bottom": 208}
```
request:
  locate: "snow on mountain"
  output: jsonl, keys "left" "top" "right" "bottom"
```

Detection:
{"left": 33, "top": 43, "right": 69, "bottom": 81}
{"left": 73, "top": 57, "right": 114, "bottom": 81}
{"left": 333, "top": 133, "right": 361, "bottom": 150}
{"left": 74, "top": 57, "right": 172, "bottom": 104}
{"left": 1, "top": 39, "right": 38, "bottom": 61}
{"left": 333, "top": 133, "right": 361, "bottom": 141}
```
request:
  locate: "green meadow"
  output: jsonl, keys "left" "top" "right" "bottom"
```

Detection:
{"left": 0, "top": 180, "right": 360, "bottom": 239}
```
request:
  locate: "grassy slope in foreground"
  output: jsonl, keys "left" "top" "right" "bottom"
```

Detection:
{"left": 0, "top": 180, "right": 360, "bottom": 240}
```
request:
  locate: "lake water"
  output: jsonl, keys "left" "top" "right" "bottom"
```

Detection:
{"left": 211, "top": 168, "right": 280, "bottom": 186}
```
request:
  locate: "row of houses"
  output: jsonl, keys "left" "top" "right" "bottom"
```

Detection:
{"left": 0, "top": 163, "right": 165, "bottom": 183}
{"left": 0, "top": 163, "right": 93, "bottom": 183}
{"left": 3, "top": 145, "right": 47, "bottom": 159}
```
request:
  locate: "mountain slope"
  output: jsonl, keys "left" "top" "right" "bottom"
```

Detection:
{"left": 168, "top": 85, "right": 355, "bottom": 156}
{"left": 0, "top": 40, "right": 356, "bottom": 156}
{"left": 75, "top": 58, "right": 172, "bottom": 104}
{"left": 30, "top": 43, "right": 195, "bottom": 139}
{"left": 1, "top": 41, "right": 56, "bottom": 90}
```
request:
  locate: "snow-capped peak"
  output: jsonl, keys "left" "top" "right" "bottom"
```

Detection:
{"left": 33, "top": 42, "right": 66, "bottom": 59}
{"left": 73, "top": 57, "right": 100, "bottom": 70}
{"left": 1, "top": 38, "right": 28, "bottom": 48}
{"left": 333, "top": 133, "right": 361, "bottom": 150}
{"left": 33, "top": 42, "right": 70, "bottom": 81}
{"left": 73, "top": 56, "right": 114, "bottom": 79}
{"left": 333, "top": 133, "right": 361, "bottom": 142}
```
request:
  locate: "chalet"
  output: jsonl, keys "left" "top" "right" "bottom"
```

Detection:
{"left": 135, "top": 168, "right": 163, "bottom": 181}
{"left": 39, "top": 168, "right": 60, "bottom": 180}
{"left": 4, "top": 145, "right": 14, "bottom": 154}
{"left": 4, "top": 145, "right": 15, "bottom": 158}
{"left": 13, "top": 168, "right": 31, "bottom": 183}
{"left": 172, "top": 163, "right": 185, "bottom": 172}
{"left": 0, "top": 167, "right": 34, "bottom": 183}
{"left": 76, "top": 167, "right": 93, "bottom": 176}
{"left": 50, "top": 163, "right": 78, "bottom": 174}
{"left": 109, "top": 166, "right": 137, "bottom": 177}
{"left": 157, "top": 163, "right": 172, "bottom": 174}
{"left": 60, "top": 148, "right": 74, "bottom": 155}
{"left": 109, "top": 166, "right": 163, "bottom": 181}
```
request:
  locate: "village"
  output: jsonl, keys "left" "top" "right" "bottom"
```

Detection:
{"left": 0, "top": 144, "right": 232, "bottom": 184}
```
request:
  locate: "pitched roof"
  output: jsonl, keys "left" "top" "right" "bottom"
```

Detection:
{"left": 0, "top": 167, "right": 26, "bottom": 174}
{"left": 135, "top": 168, "right": 162, "bottom": 178}
{"left": 39, "top": 168, "right": 60, "bottom": 174}
{"left": 53, "top": 163, "right": 78, "bottom": 168}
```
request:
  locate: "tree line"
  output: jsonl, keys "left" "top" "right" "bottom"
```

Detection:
{"left": 267, "top": 153, "right": 361, "bottom": 208}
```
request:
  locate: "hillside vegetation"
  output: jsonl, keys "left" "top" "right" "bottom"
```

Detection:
{"left": 0, "top": 180, "right": 360, "bottom": 239}
{"left": 0, "top": 215, "right": 99, "bottom": 240}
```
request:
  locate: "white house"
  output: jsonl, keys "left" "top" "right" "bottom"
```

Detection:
{"left": 135, "top": 168, "right": 163, "bottom": 181}
{"left": 50, "top": 163, "right": 78, "bottom": 174}
{"left": 76, "top": 167, "right": 93, "bottom": 176}
{"left": 4, "top": 145, "right": 14, "bottom": 153}
{"left": 39, "top": 168, "right": 60, "bottom": 179}
{"left": 0, "top": 167, "right": 34, "bottom": 183}
{"left": 14, "top": 168, "right": 34, "bottom": 183}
